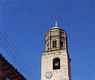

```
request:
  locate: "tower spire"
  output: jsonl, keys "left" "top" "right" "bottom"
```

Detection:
{"left": 55, "top": 16, "right": 58, "bottom": 27}
{"left": 52, "top": 16, "right": 59, "bottom": 28}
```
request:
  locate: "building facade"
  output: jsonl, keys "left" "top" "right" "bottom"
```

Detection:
{"left": 41, "top": 21, "right": 71, "bottom": 80}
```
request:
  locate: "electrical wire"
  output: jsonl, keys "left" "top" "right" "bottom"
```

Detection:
{"left": 0, "top": 32, "right": 32, "bottom": 80}
{"left": 4, "top": 32, "right": 33, "bottom": 76}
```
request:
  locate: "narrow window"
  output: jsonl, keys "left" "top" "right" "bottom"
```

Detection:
{"left": 53, "top": 40, "right": 57, "bottom": 48}
{"left": 53, "top": 58, "right": 60, "bottom": 70}
{"left": 47, "top": 41, "right": 49, "bottom": 50}
{"left": 60, "top": 41, "right": 63, "bottom": 48}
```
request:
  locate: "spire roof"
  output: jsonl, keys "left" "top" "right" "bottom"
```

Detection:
{"left": 52, "top": 16, "right": 59, "bottom": 28}
{"left": 55, "top": 16, "right": 58, "bottom": 27}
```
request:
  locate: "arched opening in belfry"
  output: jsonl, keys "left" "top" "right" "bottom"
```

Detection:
{"left": 52, "top": 40, "right": 57, "bottom": 48}
{"left": 53, "top": 58, "right": 60, "bottom": 70}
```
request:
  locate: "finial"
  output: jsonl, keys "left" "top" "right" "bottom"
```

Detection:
{"left": 55, "top": 16, "right": 58, "bottom": 27}
{"left": 52, "top": 16, "right": 59, "bottom": 29}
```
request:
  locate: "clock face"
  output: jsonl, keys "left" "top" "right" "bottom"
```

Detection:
{"left": 46, "top": 72, "right": 52, "bottom": 78}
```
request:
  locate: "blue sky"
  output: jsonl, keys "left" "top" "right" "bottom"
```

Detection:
{"left": 0, "top": 0, "right": 95, "bottom": 80}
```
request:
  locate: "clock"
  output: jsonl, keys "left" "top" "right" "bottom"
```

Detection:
{"left": 46, "top": 72, "right": 52, "bottom": 78}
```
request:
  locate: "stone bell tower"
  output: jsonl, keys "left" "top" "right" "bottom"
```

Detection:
{"left": 41, "top": 18, "right": 71, "bottom": 80}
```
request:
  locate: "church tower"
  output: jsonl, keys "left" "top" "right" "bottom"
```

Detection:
{"left": 41, "top": 19, "right": 71, "bottom": 80}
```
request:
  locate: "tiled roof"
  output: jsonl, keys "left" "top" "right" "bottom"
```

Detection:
{"left": 0, "top": 53, "right": 26, "bottom": 80}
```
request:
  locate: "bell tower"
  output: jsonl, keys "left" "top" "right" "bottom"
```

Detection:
{"left": 41, "top": 19, "right": 71, "bottom": 80}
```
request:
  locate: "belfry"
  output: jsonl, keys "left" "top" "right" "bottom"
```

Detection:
{"left": 41, "top": 18, "right": 71, "bottom": 80}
